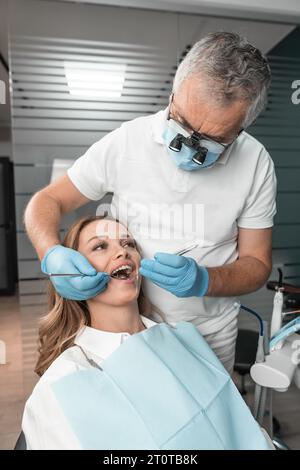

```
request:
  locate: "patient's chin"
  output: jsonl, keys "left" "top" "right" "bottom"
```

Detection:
{"left": 93, "top": 284, "right": 139, "bottom": 305}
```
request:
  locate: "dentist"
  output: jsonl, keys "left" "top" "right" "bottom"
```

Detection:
{"left": 24, "top": 32, "right": 277, "bottom": 374}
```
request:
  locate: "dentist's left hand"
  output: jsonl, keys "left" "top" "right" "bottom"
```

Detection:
{"left": 139, "top": 252, "right": 209, "bottom": 298}
{"left": 41, "top": 244, "right": 110, "bottom": 300}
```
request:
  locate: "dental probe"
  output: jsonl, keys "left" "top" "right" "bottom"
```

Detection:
{"left": 173, "top": 243, "right": 199, "bottom": 256}
{"left": 48, "top": 273, "right": 87, "bottom": 277}
{"left": 48, "top": 273, "right": 120, "bottom": 279}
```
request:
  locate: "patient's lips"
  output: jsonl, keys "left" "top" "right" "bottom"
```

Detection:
{"left": 109, "top": 262, "right": 137, "bottom": 283}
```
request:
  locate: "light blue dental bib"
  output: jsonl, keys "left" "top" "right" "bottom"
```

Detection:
{"left": 52, "top": 322, "right": 269, "bottom": 450}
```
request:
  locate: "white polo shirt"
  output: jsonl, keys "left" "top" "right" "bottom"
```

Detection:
{"left": 67, "top": 108, "right": 277, "bottom": 337}
{"left": 22, "top": 315, "right": 157, "bottom": 449}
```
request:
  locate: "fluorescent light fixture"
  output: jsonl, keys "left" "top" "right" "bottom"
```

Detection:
{"left": 64, "top": 61, "right": 126, "bottom": 98}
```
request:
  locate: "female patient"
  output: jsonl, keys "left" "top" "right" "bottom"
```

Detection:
{"left": 22, "top": 215, "right": 271, "bottom": 450}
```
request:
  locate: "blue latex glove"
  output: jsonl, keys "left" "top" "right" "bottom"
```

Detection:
{"left": 41, "top": 245, "right": 109, "bottom": 301}
{"left": 139, "top": 252, "right": 209, "bottom": 298}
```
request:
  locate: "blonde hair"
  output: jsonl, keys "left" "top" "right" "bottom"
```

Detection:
{"left": 35, "top": 215, "right": 152, "bottom": 376}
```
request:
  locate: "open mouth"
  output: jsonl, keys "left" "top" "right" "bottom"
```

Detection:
{"left": 110, "top": 264, "right": 134, "bottom": 280}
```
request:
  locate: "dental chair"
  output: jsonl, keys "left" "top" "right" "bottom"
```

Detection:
{"left": 14, "top": 431, "right": 26, "bottom": 450}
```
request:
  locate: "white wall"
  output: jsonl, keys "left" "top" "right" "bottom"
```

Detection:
{"left": 0, "top": 142, "right": 11, "bottom": 156}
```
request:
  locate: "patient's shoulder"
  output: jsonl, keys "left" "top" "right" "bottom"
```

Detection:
{"left": 37, "top": 346, "right": 87, "bottom": 386}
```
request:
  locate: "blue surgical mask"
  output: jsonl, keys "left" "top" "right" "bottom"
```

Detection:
{"left": 162, "top": 118, "right": 226, "bottom": 171}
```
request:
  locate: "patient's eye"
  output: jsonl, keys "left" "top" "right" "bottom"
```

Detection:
{"left": 91, "top": 239, "right": 136, "bottom": 251}
{"left": 122, "top": 239, "right": 137, "bottom": 249}
{"left": 92, "top": 241, "right": 107, "bottom": 251}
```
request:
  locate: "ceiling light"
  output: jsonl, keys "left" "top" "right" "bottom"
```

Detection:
{"left": 64, "top": 61, "right": 126, "bottom": 98}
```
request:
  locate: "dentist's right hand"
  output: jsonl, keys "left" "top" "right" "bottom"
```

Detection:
{"left": 41, "top": 245, "right": 110, "bottom": 300}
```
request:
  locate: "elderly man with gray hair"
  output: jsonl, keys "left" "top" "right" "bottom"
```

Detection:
{"left": 24, "top": 32, "right": 276, "bottom": 374}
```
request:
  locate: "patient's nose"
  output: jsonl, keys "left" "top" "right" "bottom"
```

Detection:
{"left": 112, "top": 245, "right": 130, "bottom": 260}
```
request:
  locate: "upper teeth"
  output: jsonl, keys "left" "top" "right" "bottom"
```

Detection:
{"left": 111, "top": 264, "right": 133, "bottom": 275}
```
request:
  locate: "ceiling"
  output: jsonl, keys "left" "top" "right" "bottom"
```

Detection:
{"left": 55, "top": 0, "right": 300, "bottom": 23}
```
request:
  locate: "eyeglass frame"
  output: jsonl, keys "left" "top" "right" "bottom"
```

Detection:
{"left": 167, "top": 93, "right": 244, "bottom": 150}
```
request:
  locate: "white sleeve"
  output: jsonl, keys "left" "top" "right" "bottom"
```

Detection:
{"left": 22, "top": 381, "right": 82, "bottom": 450}
{"left": 22, "top": 394, "right": 43, "bottom": 450}
{"left": 237, "top": 148, "right": 277, "bottom": 229}
{"left": 67, "top": 125, "right": 125, "bottom": 201}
